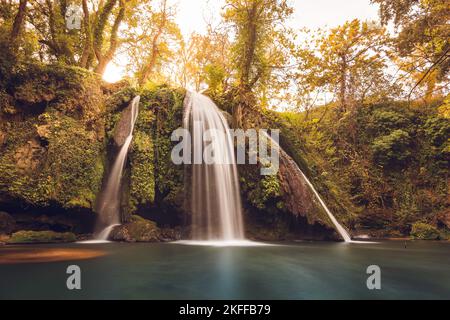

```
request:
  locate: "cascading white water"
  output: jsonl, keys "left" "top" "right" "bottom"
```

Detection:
{"left": 263, "top": 132, "right": 351, "bottom": 242}
{"left": 297, "top": 170, "right": 352, "bottom": 242}
{"left": 95, "top": 96, "right": 140, "bottom": 240}
{"left": 184, "top": 92, "right": 245, "bottom": 241}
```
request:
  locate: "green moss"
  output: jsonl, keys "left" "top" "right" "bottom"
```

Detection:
{"left": 410, "top": 222, "right": 440, "bottom": 240}
{"left": 129, "top": 130, "right": 155, "bottom": 212}
{"left": 7, "top": 230, "right": 76, "bottom": 244}
{"left": 105, "top": 86, "right": 139, "bottom": 114}
{"left": 110, "top": 215, "right": 160, "bottom": 242}
{"left": 140, "top": 86, "right": 186, "bottom": 207}
{"left": 0, "top": 63, "right": 106, "bottom": 210}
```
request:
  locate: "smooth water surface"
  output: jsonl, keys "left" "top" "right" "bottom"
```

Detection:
{"left": 0, "top": 241, "right": 449, "bottom": 299}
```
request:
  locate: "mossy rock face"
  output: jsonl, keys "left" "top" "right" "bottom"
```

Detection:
{"left": 410, "top": 222, "right": 440, "bottom": 240}
{"left": 7, "top": 230, "right": 76, "bottom": 244}
{"left": 117, "top": 86, "right": 186, "bottom": 222}
{"left": 109, "top": 215, "right": 177, "bottom": 242}
{"left": 0, "top": 63, "right": 107, "bottom": 211}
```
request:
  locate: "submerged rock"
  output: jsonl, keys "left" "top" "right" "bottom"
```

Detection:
{"left": 7, "top": 230, "right": 76, "bottom": 244}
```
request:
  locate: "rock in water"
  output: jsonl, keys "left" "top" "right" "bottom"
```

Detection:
{"left": 109, "top": 215, "right": 161, "bottom": 242}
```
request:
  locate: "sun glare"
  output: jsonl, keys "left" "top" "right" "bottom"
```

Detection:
{"left": 102, "top": 62, "right": 125, "bottom": 83}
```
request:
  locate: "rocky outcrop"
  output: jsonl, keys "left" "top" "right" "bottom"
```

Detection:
{"left": 278, "top": 149, "right": 323, "bottom": 221}
{"left": 109, "top": 215, "right": 181, "bottom": 242}
{"left": 112, "top": 102, "right": 134, "bottom": 148}
{"left": 13, "top": 138, "right": 46, "bottom": 174}
{"left": 0, "top": 64, "right": 107, "bottom": 211}
{"left": 238, "top": 135, "right": 339, "bottom": 240}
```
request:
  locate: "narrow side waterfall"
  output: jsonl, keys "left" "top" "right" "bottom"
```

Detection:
{"left": 184, "top": 92, "right": 245, "bottom": 241}
{"left": 265, "top": 132, "right": 351, "bottom": 242}
{"left": 95, "top": 96, "right": 140, "bottom": 240}
{"left": 297, "top": 170, "right": 352, "bottom": 242}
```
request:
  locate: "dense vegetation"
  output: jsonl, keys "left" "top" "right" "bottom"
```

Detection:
{"left": 0, "top": 0, "right": 448, "bottom": 242}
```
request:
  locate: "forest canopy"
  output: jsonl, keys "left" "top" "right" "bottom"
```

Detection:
{"left": 1, "top": 0, "right": 448, "bottom": 113}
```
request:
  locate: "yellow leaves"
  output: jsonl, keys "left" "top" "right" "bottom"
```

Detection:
{"left": 437, "top": 95, "right": 450, "bottom": 119}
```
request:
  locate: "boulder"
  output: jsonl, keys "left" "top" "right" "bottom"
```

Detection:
{"left": 110, "top": 215, "right": 179, "bottom": 242}
{"left": 0, "top": 211, "right": 15, "bottom": 234}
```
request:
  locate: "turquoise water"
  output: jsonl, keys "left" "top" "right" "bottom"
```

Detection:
{"left": 1, "top": 241, "right": 449, "bottom": 299}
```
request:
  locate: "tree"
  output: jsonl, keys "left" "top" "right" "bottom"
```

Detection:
{"left": 172, "top": 26, "right": 232, "bottom": 92}
{"left": 24, "top": 0, "right": 138, "bottom": 75}
{"left": 121, "top": 0, "right": 180, "bottom": 86}
{"left": 294, "top": 20, "right": 393, "bottom": 113}
{"left": 372, "top": 0, "right": 450, "bottom": 99}
{"left": 223, "top": 0, "right": 294, "bottom": 127}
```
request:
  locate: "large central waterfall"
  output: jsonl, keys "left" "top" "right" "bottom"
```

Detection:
{"left": 95, "top": 96, "right": 140, "bottom": 240}
{"left": 184, "top": 92, "right": 245, "bottom": 241}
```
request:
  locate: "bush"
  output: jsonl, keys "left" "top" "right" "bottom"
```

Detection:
{"left": 368, "top": 109, "right": 410, "bottom": 135}
{"left": 371, "top": 129, "right": 411, "bottom": 167}
{"left": 410, "top": 222, "right": 440, "bottom": 240}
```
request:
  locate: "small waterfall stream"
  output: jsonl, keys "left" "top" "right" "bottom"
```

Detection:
{"left": 184, "top": 92, "right": 245, "bottom": 241}
{"left": 94, "top": 96, "right": 140, "bottom": 240}
{"left": 264, "top": 133, "right": 352, "bottom": 242}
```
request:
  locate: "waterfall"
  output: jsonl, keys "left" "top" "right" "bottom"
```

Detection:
{"left": 264, "top": 132, "right": 352, "bottom": 242}
{"left": 296, "top": 170, "right": 352, "bottom": 242}
{"left": 95, "top": 96, "right": 140, "bottom": 240}
{"left": 184, "top": 92, "right": 245, "bottom": 241}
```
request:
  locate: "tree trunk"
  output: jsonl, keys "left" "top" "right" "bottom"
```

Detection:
{"left": 338, "top": 55, "right": 347, "bottom": 113}
{"left": 10, "top": 0, "right": 27, "bottom": 42}
{"left": 79, "top": 0, "right": 94, "bottom": 68}
{"left": 137, "top": 0, "right": 168, "bottom": 85}
{"left": 93, "top": 0, "right": 125, "bottom": 75}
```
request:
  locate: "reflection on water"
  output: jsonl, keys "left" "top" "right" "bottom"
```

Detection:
{"left": 0, "top": 247, "right": 106, "bottom": 264}
{"left": 0, "top": 241, "right": 449, "bottom": 299}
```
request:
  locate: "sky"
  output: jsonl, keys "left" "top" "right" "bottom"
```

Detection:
{"left": 103, "top": 0, "right": 381, "bottom": 82}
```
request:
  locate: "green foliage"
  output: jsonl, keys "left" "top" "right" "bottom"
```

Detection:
{"left": 129, "top": 130, "right": 155, "bottom": 212}
{"left": 279, "top": 99, "right": 449, "bottom": 236}
{"left": 7, "top": 230, "right": 76, "bottom": 244}
{"left": 0, "top": 63, "right": 105, "bottom": 210}
{"left": 140, "top": 85, "right": 185, "bottom": 206}
{"left": 204, "top": 64, "right": 226, "bottom": 94}
{"left": 423, "top": 116, "right": 450, "bottom": 147}
{"left": 410, "top": 222, "right": 440, "bottom": 240}
{"left": 247, "top": 173, "right": 281, "bottom": 210}
{"left": 223, "top": 0, "right": 295, "bottom": 107}
{"left": 43, "top": 115, "right": 105, "bottom": 209}
{"left": 371, "top": 129, "right": 411, "bottom": 167}
{"left": 368, "top": 109, "right": 410, "bottom": 135}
